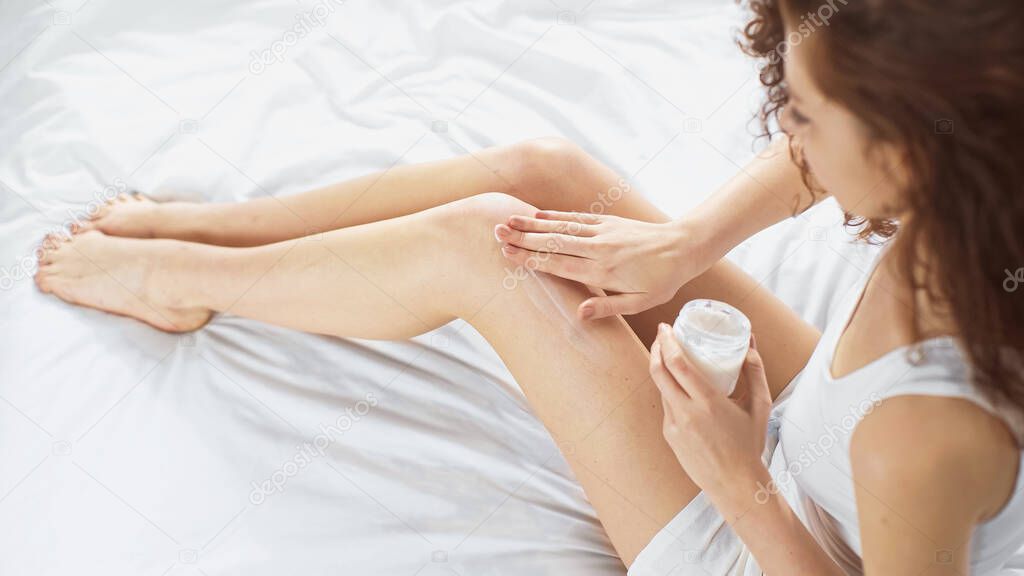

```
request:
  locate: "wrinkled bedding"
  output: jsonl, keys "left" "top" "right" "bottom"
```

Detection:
{"left": 0, "top": 1, "right": 875, "bottom": 574}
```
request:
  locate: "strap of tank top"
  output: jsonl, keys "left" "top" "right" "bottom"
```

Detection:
{"left": 875, "top": 339, "right": 1024, "bottom": 443}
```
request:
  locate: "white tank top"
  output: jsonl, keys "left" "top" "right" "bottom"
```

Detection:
{"left": 765, "top": 251, "right": 1024, "bottom": 575}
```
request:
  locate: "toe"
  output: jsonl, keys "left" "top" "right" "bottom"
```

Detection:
{"left": 36, "top": 246, "right": 54, "bottom": 265}
{"left": 69, "top": 221, "right": 94, "bottom": 235}
{"left": 34, "top": 269, "right": 52, "bottom": 293}
{"left": 73, "top": 220, "right": 96, "bottom": 234}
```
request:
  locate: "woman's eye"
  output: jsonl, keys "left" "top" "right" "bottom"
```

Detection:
{"left": 788, "top": 106, "right": 810, "bottom": 126}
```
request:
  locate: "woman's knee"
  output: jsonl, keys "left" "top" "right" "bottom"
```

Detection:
{"left": 502, "top": 138, "right": 590, "bottom": 207}
{"left": 439, "top": 192, "right": 538, "bottom": 242}
{"left": 424, "top": 193, "right": 539, "bottom": 313}
{"left": 513, "top": 137, "right": 584, "bottom": 171}
{"left": 425, "top": 193, "right": 538, "bottom": 268}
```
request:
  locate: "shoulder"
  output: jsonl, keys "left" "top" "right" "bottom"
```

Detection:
{"left": 851, "top": 394, "right": 1019, "bottom": 521}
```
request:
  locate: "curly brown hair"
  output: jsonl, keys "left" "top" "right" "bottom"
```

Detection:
{"left": 740, "top": 0, "right": 1024, "bottom": 421}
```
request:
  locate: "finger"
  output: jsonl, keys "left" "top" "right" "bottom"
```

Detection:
{"left": 534, "top": 210, "right": 602, "bottom": 225}
{"left": 650, "top": 338, "right": 690, "bottom": 412}
{"left": 501, "top": 245, "right": 597, "bottom": 284}
{"left": 507, "top": 215, "right": 598, "bottom": 237}
{"left": 739, "top": 335, "right": 771, "bottom": 418}
{"left": 579, "top": 293, "right": 653, "bottom": 320}
{"left": 494, "top": 224, "right": 592, "bottom": 257}
{"left": 656, "top": 324, "right": 717, "bottom": 401}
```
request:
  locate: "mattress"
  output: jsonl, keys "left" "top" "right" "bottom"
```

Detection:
{"left": 0, "top": 1, "right": 876, "bottom": 574}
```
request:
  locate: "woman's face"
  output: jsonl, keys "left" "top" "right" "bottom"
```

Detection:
{"left": 779, "top": 32, "right": 905, "bottom": 220}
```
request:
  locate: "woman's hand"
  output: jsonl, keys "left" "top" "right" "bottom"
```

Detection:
{"left": 649, "top": 323, "right": 771, "bottom": 497}
{"left": 494, "top": 211, "right": 713, "bottom": 320}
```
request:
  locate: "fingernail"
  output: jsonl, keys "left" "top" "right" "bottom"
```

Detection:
{"left": 501, "top": 245, "right": 519, "bottom": 256}
{"left": 750, "top": 334, "right": 757, "bottom": 349}
{"left": 580, "top": 305, "right": 594, "bottom": 320}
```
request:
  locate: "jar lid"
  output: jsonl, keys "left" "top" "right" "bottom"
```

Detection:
{"left": 675, "top": 299, "right": 751, "bottom": 350}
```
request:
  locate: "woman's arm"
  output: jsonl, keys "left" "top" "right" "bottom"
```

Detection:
{"left": 717, "top": 468, "right": 845, "bottom": 575}
{"left": 500, "top": 136, "right": 825, "bottom": 320}
{"left": 722, "top": 396, "right": 1019, "bottom": 576}
{"left": 651, "top": 326, "right": 844, "bottom": 575}
{"left": 685, "top": 136, "right": 824, "bottom": 264}
{"left": 851, "top": 396, "right": 1019, "bottom": 575}
{"left": 649, "top": 327, "right": 1020, "bottom": 575}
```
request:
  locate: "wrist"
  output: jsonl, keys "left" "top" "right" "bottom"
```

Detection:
{"left": 671, "top": 215, "right": 728, "bottom": 270}
{"left": 705, "top": 458, "right": 774, "bottom": 523}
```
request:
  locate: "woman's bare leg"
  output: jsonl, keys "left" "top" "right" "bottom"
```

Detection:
{"left": 38, "top": 193, "right": 703, "bottom": 563}
{"left": 84, "top": 139, "right": 657, "bottom": 247}
{"left": 80, "top": 138, "right": 818, "bottom": 389}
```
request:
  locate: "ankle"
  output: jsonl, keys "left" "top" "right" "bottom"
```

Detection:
{"left": 146, "top": 239, "right": 211, "bottom": 310}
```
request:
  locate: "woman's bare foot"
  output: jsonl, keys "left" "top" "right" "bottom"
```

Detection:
{"left": 34, "top": 230, "right": 212, "bottom": 332}
{"left": 75, "top": 192, "right": 204, "bottom": 241}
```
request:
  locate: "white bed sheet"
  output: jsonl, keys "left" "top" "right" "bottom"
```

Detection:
{"left": 0, "top": 1, "right": 877, "bottom": 574}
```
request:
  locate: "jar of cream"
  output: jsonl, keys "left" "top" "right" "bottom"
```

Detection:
{"left": 672, "top": 299, "right": 751, "bottom": 396}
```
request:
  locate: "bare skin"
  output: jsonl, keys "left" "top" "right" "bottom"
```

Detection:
{"left": 36, "top": 232, "right": 212, "bottom": 331}
{"left": 75, "top": 193, "right": 204, "bottom": 240}
{"left": 35, "top": 139, "right": 820, "bottom": 566}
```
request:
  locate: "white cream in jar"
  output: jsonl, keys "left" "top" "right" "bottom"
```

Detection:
{"left": 672, "top": 299, "right": 751, "bottom": 396}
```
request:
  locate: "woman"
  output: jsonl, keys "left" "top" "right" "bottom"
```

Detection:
{"left": 33, "top": 0, "right": 1024, "bottom": 573}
